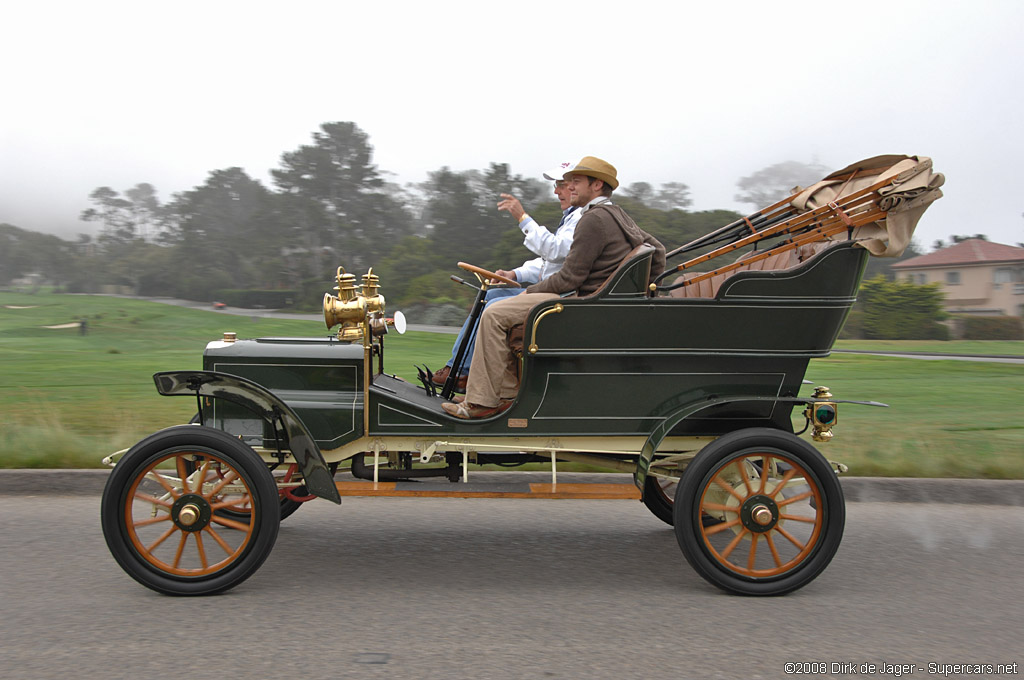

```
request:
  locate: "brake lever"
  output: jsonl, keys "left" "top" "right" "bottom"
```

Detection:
{"left": 450, "top": 275, "right": 482, "bottom": 292}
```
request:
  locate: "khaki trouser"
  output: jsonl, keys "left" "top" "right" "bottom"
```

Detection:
{"left": 464, "top": 292, "right": 561, "bottom": 407}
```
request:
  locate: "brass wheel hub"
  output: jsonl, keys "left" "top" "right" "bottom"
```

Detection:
{"left": 740, "top": 495, "right": 779, "bottom": 533}
{"left": 752, "top": 505, "right": 773, "bottom": 526}
{"left": 172, "top": 494, "right": 212, "bottom": 532}
{"left": 179, "top": 504, "right": 200, "bottom": 526}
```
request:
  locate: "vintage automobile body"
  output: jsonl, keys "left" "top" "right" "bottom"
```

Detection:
{"left": 100, "top": 155, "right": 944, "bottom": 597}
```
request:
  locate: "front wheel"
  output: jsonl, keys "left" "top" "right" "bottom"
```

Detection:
{"left": 101, "top": 425, "right": 280, "bottom": 595}
{"left": 673, "top": 428, "right": 844, "bottom": 596}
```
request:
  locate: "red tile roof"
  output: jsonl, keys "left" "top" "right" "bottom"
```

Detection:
{"left": 892, "top": 239, "right": 1024, "bottom": 269}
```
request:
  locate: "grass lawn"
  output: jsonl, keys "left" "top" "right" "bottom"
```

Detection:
{"left": 2, "top": 292, "right": 1022, "bottom": 477}
{"left": 803, "top": 353, "right": 1023, "bottom": 478}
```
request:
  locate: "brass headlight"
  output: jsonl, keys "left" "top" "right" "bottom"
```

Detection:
{"left": 324, "top": 267, "right": 368, "bottom": 341}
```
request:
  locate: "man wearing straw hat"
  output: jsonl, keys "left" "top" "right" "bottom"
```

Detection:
{"left": 430, "top": 161, "right": 583, "bottom": 392}
{"left": 442, "top": 156, "right": 666, "bottom": 419}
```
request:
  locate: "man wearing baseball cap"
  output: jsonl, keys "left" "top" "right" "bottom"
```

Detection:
{"left": 430, "top": 161, "right": 583, "bottom": 391}
{"left": 442, "top": 156, "right": 666, "bottom": 419}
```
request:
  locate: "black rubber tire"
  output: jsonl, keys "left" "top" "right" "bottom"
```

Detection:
{"left": 642, "top": 474, "right": 676, "bottom": 526}
{"left": 101, "top": 425, "right": 280, "bottom": 596}
{"left": 673, "top": 428, "right": 844, "bottom": 596}
{"left": 277, "top": 494, "right": 305, "bottom": 521}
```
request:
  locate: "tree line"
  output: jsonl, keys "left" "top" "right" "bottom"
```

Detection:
{"left": 1, "top": 121, "right": 914, "bottom": 310}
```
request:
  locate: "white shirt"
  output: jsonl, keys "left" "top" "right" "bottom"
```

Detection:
{"left": 512, "top": 207, "right": 581, "bottom": 284}
{"left": 581, "top": 196, "right": 612, "bottom": 213}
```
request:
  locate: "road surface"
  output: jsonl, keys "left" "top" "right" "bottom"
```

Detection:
{"left": 2, "top": 495, "right": 1021, "bottom": 679}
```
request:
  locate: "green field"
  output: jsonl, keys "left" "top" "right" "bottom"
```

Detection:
{"left": 2, "top": 292, "right": 1022, "bottom": 477}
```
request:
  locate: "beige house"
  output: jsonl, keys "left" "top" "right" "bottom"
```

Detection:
{"left": 891, "top": 238, "right": 1024, "bottom": 316}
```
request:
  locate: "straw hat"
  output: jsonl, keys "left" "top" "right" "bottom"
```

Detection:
{"left": 563, "top": 156, "right": 618, "bottom": 190}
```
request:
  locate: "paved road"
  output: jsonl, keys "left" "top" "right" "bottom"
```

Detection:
{"left": 3, "top": 495, "right": 1021, "bottom": 680}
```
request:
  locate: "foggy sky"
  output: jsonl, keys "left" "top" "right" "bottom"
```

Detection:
{"left": 3, "top": 0, "right": 1022, "bottom": 250}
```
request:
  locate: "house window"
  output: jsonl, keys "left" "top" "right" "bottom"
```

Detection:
{"left": 945, "top": 271, "right": 961, "bottom": 285}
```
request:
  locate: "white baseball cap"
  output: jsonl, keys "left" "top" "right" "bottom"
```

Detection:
{"left": 543, "top": 161, "right": 579, "bottom": 181}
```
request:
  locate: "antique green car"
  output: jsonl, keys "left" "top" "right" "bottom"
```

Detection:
{"left": 100, "top": 155, "right": 944, "bottom": 596}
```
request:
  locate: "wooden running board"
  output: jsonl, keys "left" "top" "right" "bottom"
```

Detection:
{"left": 334, "top": 480, "right": 641, "bottom": 500}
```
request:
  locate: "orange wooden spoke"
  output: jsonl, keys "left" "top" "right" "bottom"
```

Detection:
{"left": 176, "top": 455, "right": 192, "bottom": 494}
{"left": 133, "top": 514, "right": 173, "bottom": 528}
{"left": 703, "top": 517, "right": 741, "bottom": 536}
{"left": 777, "top": 489, "right": 814, "bottom": 506}
{"left": 712, "top": 475, "right": 746, "bottom": 503}
{"left": 758, "top": 455, "right": 771, "bottom": 493}
{"left": 210, "top": 514, "right": 254, "bottom": 533}
{"left": 203, "top": 525, "right": 235, "bottom": 556}
{"left": 211, "top": 498, "right": 252, "bottom": 512}
{"left": 747, "top": 533, "right": 760, "bottom": 571}
{"left": 765, "top": 532, "right": 783, "bottom": 568}
{"left": 702, "top": 502, "right": 734, "bottom": 513}
{"left": 194, "top": 531, "right": 209, "bottom": 570}
{"left": 206, "top": 470, "right": 240, "bottom": 498}
{"left": 720, "top": 528, "right": 748, "bottom": 559}
{"left": 172, "top": 532, "right": 188, "bottom": 570}
{"left": 775, "top": 525, "right": 806, "bottom": 551}
{"left": 736, "top": 460, "right": 753, "bottom": 495}
{"left": 133, "top": 492, "right": 174, "bottom": 509}
{"left": 769, "top": 467, "right": 798, "bottom": 498}
{"left": 146, "top": 525, "right": 178, "bottom": 553}
{"left": 779, "top": 513, "right": 816, "bottom": 523}
{"left": 192, "top": 460, "right": 209, "bottom": 493}
{"left": 148, "top": 469, "right": 181, "bottom": 499}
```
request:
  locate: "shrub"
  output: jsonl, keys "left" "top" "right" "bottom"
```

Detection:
{"left": 859, "top": 276, "right": 949, "bottom": 340}
{"left": 958, "top": 315, "right": 1024, "bottom": 340}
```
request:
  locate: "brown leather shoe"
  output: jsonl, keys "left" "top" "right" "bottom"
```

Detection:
{"left": 442, "top": 400, "right": 512, "bottom": 420}
{"left": 431, "top": 365, "right": 467, "bottom": 392}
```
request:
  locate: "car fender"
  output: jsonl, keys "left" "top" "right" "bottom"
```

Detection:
{"left": 152, "top": 370, "right": 341, "bottom": 504}
{"left": 635, "top": 394, "right": 885, "bottom": 494}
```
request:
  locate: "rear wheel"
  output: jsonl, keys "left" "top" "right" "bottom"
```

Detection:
{"left": 101, "top": 425, "right": 280, "bottom": 596}
{"left": 674, "top": 428, "right": 844, "bottom": 596}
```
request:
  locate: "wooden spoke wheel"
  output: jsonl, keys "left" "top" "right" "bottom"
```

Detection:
{"left": 673, "top": 428, "right": 844, "bottom": 596}
{"left": 101, "top": 425, "right": 280, "bottom": 596}
{"left": 457, "top": 262, "right": 521, "bottom": 287}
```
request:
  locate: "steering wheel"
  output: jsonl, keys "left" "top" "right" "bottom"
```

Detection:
{"left": 457, "top": 262, "right": 521, "bottom": 288}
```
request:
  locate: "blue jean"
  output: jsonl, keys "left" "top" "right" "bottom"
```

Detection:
{"left": 446, "top": 286, "right": 525, "bottom": 375}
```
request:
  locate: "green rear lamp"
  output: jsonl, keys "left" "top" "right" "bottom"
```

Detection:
{"left": 815, "top": 404, "right": 837, "bottom": 425}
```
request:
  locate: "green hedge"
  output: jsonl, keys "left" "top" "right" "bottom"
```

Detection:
{"left": 959, "top": 315, "right": 1024, "bottom": 340}
{"left": 859, "top": 276, "right": 949, "bottom": 340}
{"left": 838, "top": 310, "right": 864, "bottom": 339}
{"left": 213, "top": 289, "right": 297, "bottom": 309}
